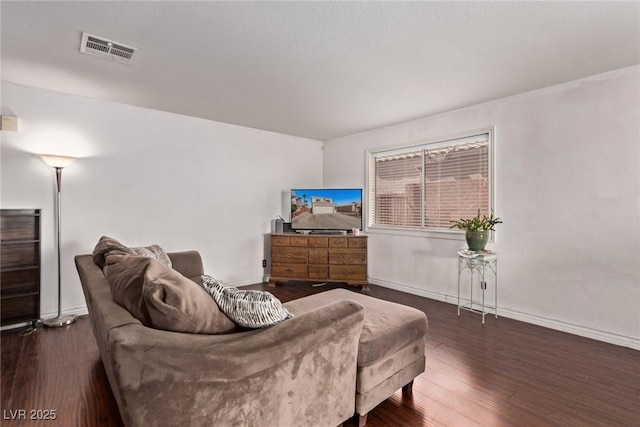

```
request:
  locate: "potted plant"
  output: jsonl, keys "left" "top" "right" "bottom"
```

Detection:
{"left": 450, "top": 210, "right": 502, "bottom": 251}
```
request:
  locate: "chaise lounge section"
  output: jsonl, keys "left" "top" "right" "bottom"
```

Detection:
{"left": 76, "top": 243, "right": 428, "bottom": 427}
{"left": 285, "top": 289, "right": 428, "bottom": 426}
{"left": 76, "top": 250, "right": 365, "bottom": 427}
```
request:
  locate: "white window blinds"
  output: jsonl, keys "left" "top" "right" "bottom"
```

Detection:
{"left": 367, "top": 131, "right": 492, "bottom": 231}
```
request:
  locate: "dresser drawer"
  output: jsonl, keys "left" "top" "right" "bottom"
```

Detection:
{"left": 329, "top": 249, "right": 366, "bottom": 265}
{"left": 308, "top": 249, "right": 328, "bottom": 264}
{"left": 308, "top": 236, "right": 328, "bottom": 248}
{"left": 329, "top": 265, "right": 367, "bottom": 281}
{"left": 272, "top": 234, "right": 308, "bottom": 247}
{"left": 328, "top": 237, "right": 348, "bottom": 248}
{"left": 271, "top": 247, "right": 307, "bottom": 263}
{"left": 289, "top": 236, "right": 308, "bottom": 247}
{"left": 271, "top": 235, "right": 291, "bottom": 246}
{"left": 348, "top": 237, "right": 367, "bottom": 249}
{"left": 308, "top": 265, "right": 328, "bottom": 280}
{"left": 272, "top": 264, "right": 308, "bottom": 279}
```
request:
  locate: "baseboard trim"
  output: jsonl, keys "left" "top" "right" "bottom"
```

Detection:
{"left": 226, "top": 276, "right": 266, "bottom": 288}
{"left": 0, "top": 322, "right": 32, "bottom": 331}
{"left": 39, "top": 305, "right": 90, "bottom": 320}
{"left": 369, "top": 277, "right": 640, "bottom": 351}
{"left": 11, "top": 278, "right": 635, "bottom": 350}
{"left": 1, "top": 305, "right": 90, "bottom": 331}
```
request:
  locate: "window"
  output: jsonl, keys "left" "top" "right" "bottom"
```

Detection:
{"left": 366, "top": 129, "right": 494, "bottom": 234}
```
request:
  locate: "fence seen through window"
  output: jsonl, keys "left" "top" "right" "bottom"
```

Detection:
{"left": 367, "top": 130, "right": 493, "bottom": 232}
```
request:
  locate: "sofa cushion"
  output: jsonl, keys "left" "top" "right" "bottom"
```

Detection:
{"left": 284, "top": 289, "right": 427, "bottom": 366}
{"left": 104, "top": 254, "right": 237, "bottom": 334}
{"left": 201, "top": 275, "right": 293, "bottom": 329}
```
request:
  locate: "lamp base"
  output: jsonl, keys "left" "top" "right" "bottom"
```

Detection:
{"left": 43, "top": 314, "right": 77, "bottom": 328}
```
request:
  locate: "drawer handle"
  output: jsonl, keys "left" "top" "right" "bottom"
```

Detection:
{"left": 285, "top": 254, "right": 292, "bottom": 258}
{"left": 343, "top": 270, "right": 352, "bottom": 275}
{"left": 285, "top": 268, "right": 293, "bottom": 273}
{"left": 344, "top": 256, "right": 351, "bottom": 261}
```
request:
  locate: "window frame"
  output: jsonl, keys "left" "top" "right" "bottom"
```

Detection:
{"left": 364, "top": 127, "right": 496, "bottom": 241}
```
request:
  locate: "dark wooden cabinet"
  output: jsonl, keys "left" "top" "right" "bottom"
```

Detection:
{"left": 1, "top": 209, "right": 41, "bottom": 326}
{"left": 269, "top": 233, "right": 368, "bottom": 290}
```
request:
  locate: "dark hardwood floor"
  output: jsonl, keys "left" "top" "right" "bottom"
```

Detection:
{"left": 2, "top": 282, "right": 639, "bottom": 426}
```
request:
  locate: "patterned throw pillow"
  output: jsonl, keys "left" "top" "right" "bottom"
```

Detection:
{"left": 201, "top": 275, "right": 293, "bottom": 329}
{"left": 130, "top": 244, "right": 172, "bottom": 268}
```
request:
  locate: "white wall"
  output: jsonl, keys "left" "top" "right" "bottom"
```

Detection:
{"left": 323, "top": 66, "right": 640, "bottom": 349}
{"left": 1, "top": 82, "right": 323, "bottom": 319}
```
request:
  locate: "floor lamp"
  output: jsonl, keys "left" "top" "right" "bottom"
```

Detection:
{"left": 39, "top": 154, "right": 78, "bottom": 328}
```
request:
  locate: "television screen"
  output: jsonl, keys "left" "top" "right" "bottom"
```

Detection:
{"left": 290, "top": 188, "right": 363, "bottom": 232}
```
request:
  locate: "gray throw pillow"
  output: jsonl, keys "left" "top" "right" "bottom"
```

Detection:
{"left": 130, "top": 244, "right": 172, "bottom": 268}
{"left": 201, "top": 275, "right": 293, "bottom": 329}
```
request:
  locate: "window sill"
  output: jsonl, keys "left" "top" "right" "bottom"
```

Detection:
{"left": 365, "top": 225, "right": 496, "bottom": 243}
{"left": 365, "top": 225, "right": 464, "bottom": 240}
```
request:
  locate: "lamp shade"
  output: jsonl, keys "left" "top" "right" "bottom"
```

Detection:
{"left": 39, "top": 154, "right": 76, "bottom": 169}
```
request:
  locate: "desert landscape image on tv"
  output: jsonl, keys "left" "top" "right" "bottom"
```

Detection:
{"left": 291, "top": 189, "right": 362, "bottom": 230}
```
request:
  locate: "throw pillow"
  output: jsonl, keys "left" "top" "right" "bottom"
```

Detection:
{"left": 143, "top": 262, "right": 237, "bottom": 334}
{"left": 104, "top": 254, "right": 237, "bottom": 334}
{"left": 92, "top": 235, "right": 134, "bottom": 268}
{"left": 130, "top": 244, "right": 172, "bottom": 268}
{"left": 201, "top": 274, "right": 294, "bottom": 329}
{"left": 103, "top": 254, "right": 153, "bottom": 323}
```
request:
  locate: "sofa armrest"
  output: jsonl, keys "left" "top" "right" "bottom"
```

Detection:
{"left": 109, "top": 299, "right": 364, "bottom": 427}
{"left": 167, "top": 250, "right": 204, "bottom": 280}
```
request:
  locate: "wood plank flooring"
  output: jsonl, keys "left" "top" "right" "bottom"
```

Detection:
{"left": 2, "top": 281, "right": 639, "bottom": 426}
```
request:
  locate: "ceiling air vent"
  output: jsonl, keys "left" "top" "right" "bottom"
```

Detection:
{"left": 80, "top": 32, "right": 138, "bottom": 64}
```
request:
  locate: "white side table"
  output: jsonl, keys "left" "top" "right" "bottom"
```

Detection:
{"left": 457, "top": 250, "right": 498, "bottom": 324}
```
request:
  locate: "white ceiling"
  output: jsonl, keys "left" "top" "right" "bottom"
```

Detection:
{"left": 2, "top": 1, "right": 639, "bottom": 141}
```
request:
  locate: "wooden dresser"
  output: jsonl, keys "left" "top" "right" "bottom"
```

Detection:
{"left": 269, "top": 233, "right": 368, "bottom": 290}
{"left": 1, "top": 209, "right": 41, "bottom": 326}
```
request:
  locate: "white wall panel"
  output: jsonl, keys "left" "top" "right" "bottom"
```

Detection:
{"left": 323, "top": 66, "right": 640, "bottom": 348}
{"left": 1, "top": 82, "right": 323, "bottom": 318}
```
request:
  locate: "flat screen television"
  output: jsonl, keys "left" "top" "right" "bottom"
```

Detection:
{"left": 290, "top": 188, "right": 363, "bottom": 233}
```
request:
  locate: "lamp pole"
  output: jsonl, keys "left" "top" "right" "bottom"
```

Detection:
{"left": 39, "top": 155, "right": 77, "bottom": 328}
